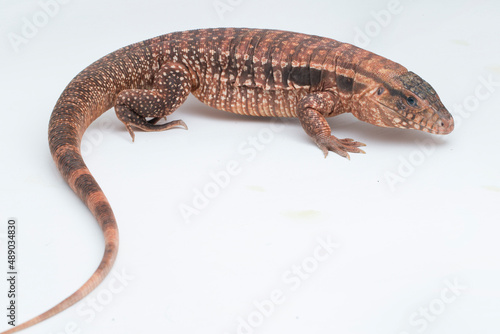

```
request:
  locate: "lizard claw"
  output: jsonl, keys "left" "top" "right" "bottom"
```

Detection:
{"left": 128, "top": 119, "right": 188, "bottom": 139}
{"left": 125, "top": 124, "right": 136, "bottom": 142}
{"left": 120, "top": 113, "right": 187, "bottom": 142}
{"left": 316, "top": 135, "right": 366, "bottom": 159}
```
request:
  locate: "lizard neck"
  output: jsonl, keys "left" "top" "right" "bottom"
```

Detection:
{"left": 332, "top": 49, "right": 408, "bottom": 124}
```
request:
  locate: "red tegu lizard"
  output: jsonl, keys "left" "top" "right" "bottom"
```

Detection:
{"left": 2, "top": 28, "right": 453, "bottom": 333}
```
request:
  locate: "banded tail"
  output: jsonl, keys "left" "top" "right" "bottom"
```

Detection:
{"left": 0, "top": 41, "right": 143, "bottom": 334}
{"left": 2, "top": 28, "right": 185, "bottom": 333}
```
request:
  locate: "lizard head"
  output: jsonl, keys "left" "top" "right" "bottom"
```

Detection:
{"left": 352, "top": 70, "right": 454, "bottom": 135}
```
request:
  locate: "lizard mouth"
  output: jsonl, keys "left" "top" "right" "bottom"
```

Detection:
{"left": 374, "top": 100, "right": 454, "bottom": 135}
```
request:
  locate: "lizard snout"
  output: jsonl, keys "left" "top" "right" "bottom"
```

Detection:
{"left": 434, "top": 116, "right": 454, "bottom": 135}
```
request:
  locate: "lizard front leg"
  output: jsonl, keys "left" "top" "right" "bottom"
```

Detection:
{"left": 297, "top": 92, "right": 366, "bottom": 159}
{"left": 115, "top": 62, "right": 191, "bottom": 141}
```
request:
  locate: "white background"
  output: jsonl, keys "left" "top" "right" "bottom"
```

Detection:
{"left": 1, "top": 0, "right": 499, "bottom": 333}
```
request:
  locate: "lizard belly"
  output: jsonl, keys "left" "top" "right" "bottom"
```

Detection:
{"left": 192, "top": 82, "right": 309, "bottom": 118}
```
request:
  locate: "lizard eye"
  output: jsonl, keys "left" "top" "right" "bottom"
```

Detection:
{"left": 377, "top": 87, "right": 384, "bottom": 95}
{"left": 406, "top": 96, "right": 417, "bottom": 107}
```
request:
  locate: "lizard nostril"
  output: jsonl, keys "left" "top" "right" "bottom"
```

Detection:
{"left": 437, "top": 120, "right": 444, "bottom": 127}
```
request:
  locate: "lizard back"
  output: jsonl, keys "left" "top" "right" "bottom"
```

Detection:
{"left": 149, "top": 28, "right": 372, "bottom": 117}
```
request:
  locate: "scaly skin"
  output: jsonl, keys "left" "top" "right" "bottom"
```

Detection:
{"left": 1, "top": 28, "right": 453, "bottom": 333}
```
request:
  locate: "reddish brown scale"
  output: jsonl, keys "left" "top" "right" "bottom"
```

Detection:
{"left": 1, "top": 28, "right": 453, "bottom": 334}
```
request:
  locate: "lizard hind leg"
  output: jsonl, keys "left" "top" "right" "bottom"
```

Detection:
{"left": 115, "top": 62, "right": 192, "bottom": 141}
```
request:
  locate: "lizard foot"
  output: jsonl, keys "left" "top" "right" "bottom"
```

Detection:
{"left": 116, "top": 108, "right": 187, "bottom": 142}
{"left": 315, "top": 135, "right": 366, "bottom": 160}
{"left": 127, "top": 119, "right": 187, "bottom": 142}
